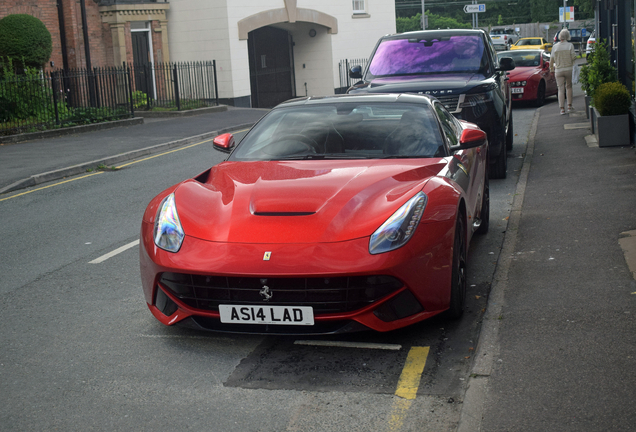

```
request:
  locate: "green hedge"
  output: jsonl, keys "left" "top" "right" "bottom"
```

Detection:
{"left": 0, "top": 14, "right": 52, "bottom": 68}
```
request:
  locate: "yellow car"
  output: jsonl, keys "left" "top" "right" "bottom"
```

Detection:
{"left": 511, "top": 37, "right": 553, "bottom": 52}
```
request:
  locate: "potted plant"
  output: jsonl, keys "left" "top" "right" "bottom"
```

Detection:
{"left": 593, "top": 81, "right": 632, "bottom": 147}
{"left": 580, "top": 40, "right": 617, "bottom": 123}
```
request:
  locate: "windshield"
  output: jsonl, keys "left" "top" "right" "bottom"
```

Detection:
{"left": 517, "top": 39, "right": 543, "bottom": 46}
{"left": 498, "top": 51, "right": 541, "bottom": 67}
{"left": 230, "top": 103, "right": 445, "bottom": 161}
{"left": 367, "top": 35, "right": 487, "bottom": 77}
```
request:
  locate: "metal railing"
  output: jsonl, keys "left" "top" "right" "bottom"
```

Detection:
{"left": 0, "top": 66, "right": 133, "bottom": 136}
{"left": 129, "top": 61, "right": 219, "bottom": 111}
{"left": 0, "top": 60, "right": 219, "bottom": 136}
{"left": 336, "top": 58, "right": 368, "bottom": 94}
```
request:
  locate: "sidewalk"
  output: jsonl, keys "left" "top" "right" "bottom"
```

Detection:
{"left": 0, "top": 106, "right": 267, "bottom": 194}
{"left": 460, "top": 90, "right": 636, "bottom": 430}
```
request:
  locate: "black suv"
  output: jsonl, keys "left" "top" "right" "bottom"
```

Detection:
{"left": 347, "top": 29, "right": 515, "bottom": 179}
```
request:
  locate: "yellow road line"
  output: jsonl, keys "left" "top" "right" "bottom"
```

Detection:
{"left": 115, "top": 138, "right": 215, "bottom": 168}
{"left": 388, "top": 346, "right": 429, "bottom": 432}
{"left": 1, "top": 127, "right": 251, "bottom": 202}
{"left": 0, "top": 172, "right": 104, "bottom": 202}
{"left": 395, "top": 346, "right": 429, "bottom": 399}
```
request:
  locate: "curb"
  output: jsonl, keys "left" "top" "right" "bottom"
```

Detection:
{"left": 0, "top": 117, "right": 145, "bottom": 145}
{"left": 133, "top": 105, "right": 228, "bottom": 118}
{"left": 456, "top": 107, "right": 541, "bottom": 432}
{"left": 0, "top": 122, "right": 255, "bottom": 195}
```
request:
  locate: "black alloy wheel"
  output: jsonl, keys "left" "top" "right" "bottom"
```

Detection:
{"left": 490, "top": 139, "right": 507, "bottom": 179}
{"left": 447, "top": 214, "right": 467, "bottom": 318}
{"left": 475, "top": 174, "right": 490, "bottom": 235}
{"left": 505, "top": 109, "right": 514, "bottom": 151}
{"left": 535, "top": 81, "right": 546, "bottom": 107}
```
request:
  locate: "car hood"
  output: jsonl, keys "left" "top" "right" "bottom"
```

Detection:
{"left": 173, "top": 159, "right": 446, "bottom": 244}
{"left": 348, "top": 73, "right": 492, "bottom": 96}
{"left": 508, "top": 67, "right": 541, "bottom": 81}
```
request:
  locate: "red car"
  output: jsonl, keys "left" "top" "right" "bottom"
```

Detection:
{"left": 498, "top": 49, "right": 557, "bottom": 106}
{"left": 140, "top": 94, "right": 489, "bottom": 334}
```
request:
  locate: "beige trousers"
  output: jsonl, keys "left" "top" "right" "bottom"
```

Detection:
{"left": 555, "top": 69, "right": 573, "bottom": 109}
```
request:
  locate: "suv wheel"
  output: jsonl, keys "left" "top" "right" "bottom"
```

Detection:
{"left": 490, "top": 140, "right": 507, "bottom": 179}
{"left": 506, "top": 110, "right": 514, "bottom": 151}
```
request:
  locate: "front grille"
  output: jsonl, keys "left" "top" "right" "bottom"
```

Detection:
{"left": 159, "top": 272, "right": 403, "bottom": 314}
{"left": 434, "top": 95, "right": 461, "bottom": 113}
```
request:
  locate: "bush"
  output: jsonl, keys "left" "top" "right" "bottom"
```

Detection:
{"left": 580, "top": 39, "right": 616, "bottom": 99}
{"left": 594, "top": 81, "right": 632, "bottom": 116}
{"left": 0, "top": 57, "right": 55, "bottom": 122}
{"left": 0, "top": 14, "right": 52, "bottom": 68}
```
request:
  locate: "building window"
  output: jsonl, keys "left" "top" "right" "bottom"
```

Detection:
{"left": 352, "top": 0, "right": 366, "bottom": 14}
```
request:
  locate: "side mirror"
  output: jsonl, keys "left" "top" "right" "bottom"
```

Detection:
{"left": 497, "top": 57, "right": 515, "bottom": 72}
{"left": 349, "top": 65, "right": 363, "bottom": 79}
{"left": 450, "top": 127, "right": 487, "bottom": 152}
{"left": 213, "top": 133, "right": 235, "bottom": 153}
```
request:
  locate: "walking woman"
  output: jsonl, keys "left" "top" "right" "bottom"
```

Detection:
{"left": 550, "top": 29, "right": 577, "bottom": 114}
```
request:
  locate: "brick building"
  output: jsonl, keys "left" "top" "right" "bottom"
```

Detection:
{"left": 0, "top": 0, "right": 170, "bottom": 70}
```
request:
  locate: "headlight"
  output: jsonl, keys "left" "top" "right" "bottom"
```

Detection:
{"left": 153, "top": 193, "right": 185, "bottom": 253}
{"left": 512, "top": 81, "right": 527, "bottom": 86}
{"left": 369, "top": 192, "right": 428, "bottom": 255}
{"left": 459, "top": 91, "right": 494, "bottom": 108}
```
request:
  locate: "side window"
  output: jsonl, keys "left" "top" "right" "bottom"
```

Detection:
{"left": 352, "top": 0, "right": 366, "bottom": 14}
{"left": 434, "top": 102, "right": 459, "bottom": 148}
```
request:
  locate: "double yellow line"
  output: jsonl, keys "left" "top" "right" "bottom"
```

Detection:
{"left": 1, "top": 129, "right": 250, "bottom": 203}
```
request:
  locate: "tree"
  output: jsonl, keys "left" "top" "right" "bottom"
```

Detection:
{"left": 396, "top": 12, "right": 471, "bottom": 33}
{"left": 0, "top": 14, "right": 52, "bottom": 69}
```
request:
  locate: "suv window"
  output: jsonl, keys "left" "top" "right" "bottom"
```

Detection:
{"left": 367, "top": 35, "right": 488, "bottom": 77}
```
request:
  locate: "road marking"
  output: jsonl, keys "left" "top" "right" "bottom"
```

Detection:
{"left": 294, "top": 340, "right": 402, "bottom": 350}
{"left": 89, "top": 240, "right": 139, "bottom": 264}
{"left": 1, "top": 128, "right": 251, "bottom": 202}
{"left": 387, "top": 346, "right": 430, "bottom": 431}
{"left": 115, "top": 138, "right": 215, "bottom": 168}
{"left": 395, "top": 346, "right": 429, "bottom": 399}
{"left": 0, "top": 172, "right": 104, "bottom": 202}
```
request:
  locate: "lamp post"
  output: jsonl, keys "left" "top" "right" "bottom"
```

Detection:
{"left": 421, "top": 0, "right": 425, "bottom": 29}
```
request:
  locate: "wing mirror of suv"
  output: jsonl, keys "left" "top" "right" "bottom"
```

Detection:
{"left": 213, "top": 133, "right": 235, "bottom": 153}
{"left": 349, "top": 65, "right": 363, "bottom": 79}
{"left": 450, "top": 128, "right": 488, "bottom": 152}
{"left": 497, "top": 57, "right": 516, "bottom": 72}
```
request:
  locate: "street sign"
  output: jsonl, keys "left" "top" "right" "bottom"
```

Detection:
{"left": 559, "top": 6, "right": 574, "bottom": 22}
{"left": 464, "top": 4, "right": 486, "bottom": 13}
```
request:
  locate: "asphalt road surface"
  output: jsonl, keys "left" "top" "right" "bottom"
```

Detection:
{"left": 0, "top": 104, "right": 539, "bottom": 431}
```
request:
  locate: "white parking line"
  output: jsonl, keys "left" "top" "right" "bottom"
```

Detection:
{"left": 294, "top": 340, "right": 402, "bottom": 351}
{"left": 89, "top": 240, "right": 140, "bottom": 264}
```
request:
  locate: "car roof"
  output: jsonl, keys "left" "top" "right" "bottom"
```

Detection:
{"left": 498, "top": 49, "right": 545, "bottom": 55}
{"left": 276, "top": 93, "right": 438, "bottom": 109}
{"left": 381, "top": 28, "right": 487, "bottom": 41}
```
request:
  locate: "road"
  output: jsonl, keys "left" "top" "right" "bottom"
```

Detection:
{"left": 0, "top": 103, "right": 540, "bottom": 431}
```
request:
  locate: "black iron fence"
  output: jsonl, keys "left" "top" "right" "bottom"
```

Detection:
{"left": 0, "top": 60, "right": 219, "bottom": 136}
{"left": 0, "top": 66, "right": 133, "bottom": 136}
{"left": 129, "top": 61, "right": 219, "bottom": 111}
{"left": 336, "top": 58, "right": 368, "bottom": 94}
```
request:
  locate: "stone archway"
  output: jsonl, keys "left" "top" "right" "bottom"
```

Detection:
{"left": 237, "top": 0, "right": 338, "bottom": 40}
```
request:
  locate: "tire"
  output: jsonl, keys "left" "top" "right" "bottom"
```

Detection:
{"left": 475, "top": 174, "right": 489, "bottom": 235}
{"left": 490, "top": 139, "right": 507, "bottom": 179}
{"left": 535, "top": 81, "right": 546, "bottom": 107}
{"left": 505, "top": 109, "right": 514, "bottom": 151}
{"left": 448, "top": 214, "right": 467, "bottom": 319}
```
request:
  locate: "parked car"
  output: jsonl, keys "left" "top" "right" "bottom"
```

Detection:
{"left": 140, "top": 93, "right": 490, "bottom": 334}
{"left": 511, "top": 37, "right": 553, "bottom": 52}
{"left": 347, "top": 29, "right": 515, "bottom": 179}
{"left": 490, "top": 28, "right": 520, "bottom": 51}
{"left": 498, "top": 50, "right": 557, "bottom": 106}
{"left": 586, "top": 30, "right": 596, "bottom": 58}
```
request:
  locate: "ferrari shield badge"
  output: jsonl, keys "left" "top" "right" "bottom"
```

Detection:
{"left": 263, "top": 251, "right": 271, "bottom": 261}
